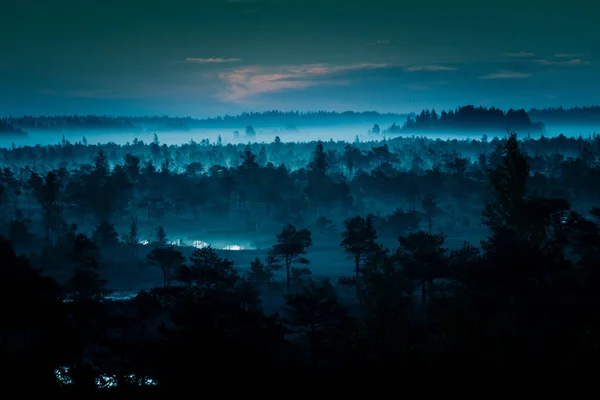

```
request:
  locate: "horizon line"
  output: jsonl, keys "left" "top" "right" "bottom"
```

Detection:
{"left": 3, "top": 104, "right": 600, "bottom": 120}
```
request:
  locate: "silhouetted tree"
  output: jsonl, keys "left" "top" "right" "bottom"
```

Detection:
{"left": 421, "top": 195, "right": 439, "bottom": 234}
{"left": 245, "top": 125, "right": 256, "bottom": 137}
{"left": 67, "top": 233, "right": 109, "bottom": 302}
{"left": 285, "top": 278, "right": 350, "bottom": 368}
{"left": 340, "top": 215, "right": 381, "bottom": 300}
{"left": 248, "top": 253, "right": 282, "bottom": 288}
{"left": 397, "top": 230, "right": 447, "bottom": 307}
{"left": 154, "top": 226, "right": 168, "bottom": 247}
{"left": 271, "top": 224, "right": 312, "bottom": 291}
{"left": 147, "top": 246, "right": 185, "bottom": 287}
{"left": 188, "top": 246, "right": 239, "bottom": 290}
{"left": 91, "top": 220, "right": 119, "bottom": 248}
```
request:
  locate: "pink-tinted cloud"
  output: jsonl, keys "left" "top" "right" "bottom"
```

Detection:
{"left": 478, "top": 70, "right": 532, "bottom": 80}
{"left": 216, "top": 63, "right": 390, "bottom": 102}
{"left": 404, "top": 65, "right": 457, "bottom": 72}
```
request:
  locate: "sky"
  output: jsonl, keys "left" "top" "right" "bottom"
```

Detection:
{"left": 1, "top": 0, "right": 599, "bottom": 117}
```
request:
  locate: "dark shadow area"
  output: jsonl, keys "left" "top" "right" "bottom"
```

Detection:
{"left": 2, "top": 122, "right": 600, "bottom": 390}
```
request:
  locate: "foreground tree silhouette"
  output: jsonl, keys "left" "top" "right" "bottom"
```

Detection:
{"left": 482, "top": 132, "right": 530, "bottom": 244}
{"left": 151, "top": 260, "right": 287, "bottom": 385}
{"left": 451, "top": 131, "right": 578, "bottom": 367}
{"left": 285, "top": 278, "right": 350, "bottom": 368}
{"left": 360, "top": 249, "right": 413, "bottom": 365}
{"left": 248, "top": 253, "right": 282, "bottom": 288}
{"left": 0, "top": 236, "right": 64, "bottom": 387}
{"left": 340, "top": 215, "right": 381, "bottom": 301}
{"left": 67, "top": 233, "right": 109, "bottom": 302}
{"left": 187, "top": 246, "right": 239, "bottom": 290}
{"left": 271, "top": 224, "right": 312, "bottom": 292}
{"left": 147, "top": 246, "right": 186, "bottom": 287}
{"left": 91, "top": 220, "right": 119, "bottom": 249}
{"left": 397, "top": 230, "right": 447, "bottom": 307}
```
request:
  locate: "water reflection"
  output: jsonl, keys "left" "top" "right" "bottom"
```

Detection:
{"left": 138, "top": 239, "right": 253, "bottom": 251}
{"left": 54, "top": 366, "right": 158, "bottom": 388}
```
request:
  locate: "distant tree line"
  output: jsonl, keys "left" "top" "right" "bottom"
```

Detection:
{"left": 1, "top": 111, "right": 409, "bottom": 133}
{"left": 0, "top": 119, "right": 26, "bottom": 136}
{"left": 381, "top": 105, "right": 545, "bottom": 134}
{"left": 4, "top": 105, "right": 600, "bottom": 137}
{"left": 528, "top": 105, "right": 600, "bottom": 124}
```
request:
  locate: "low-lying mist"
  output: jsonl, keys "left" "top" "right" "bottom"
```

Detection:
{"left": 1, "top": 123, "right": 597, "bottom": 148}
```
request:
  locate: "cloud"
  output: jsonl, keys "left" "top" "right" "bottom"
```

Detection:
{"left": 478, "top": 70, "right": 532, "bottom": 80}
{"left": 554, "top": 53, "right": 584, "bottom": 58}
{"left": 535, "top": 58, "right": 591, "bottom": 66}
{"left": 404, "top": 65, "right": 457, "bottom": 72}
{"left": 186, "top": 58, "right": 242, "bottom": 64}
{"left": 505, "top": 52, "right": 536, "bottom": 58}
{"left": 216, "top": 62, "right": 390, "bottom": 102}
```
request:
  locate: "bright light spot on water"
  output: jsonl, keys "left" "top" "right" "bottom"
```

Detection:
{"left": 126, "top": 374, "right": 158, "bottom": 386}
{"left": 223, "top": 244, "right": 243, "bottom": 251}
{"left": 54, "top": 366, "right": 73, "bottom": 385}
{"left": 164, "top": 239, "right": 254, "bottom": 251}
{"left": 96, "top": 374, "right": 118, "bottom": 389}
{"left": 139, "top": 240, "right": 150, "bottom": 245}
{"left": 193, "top": 240, "right": 209, "bottom": 249}
{"left": 54, "top": 366, "right": 157, "bottom": 388}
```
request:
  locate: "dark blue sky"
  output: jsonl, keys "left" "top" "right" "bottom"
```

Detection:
{"left": 1, "top": 0, "right": 598, "bottom": 117}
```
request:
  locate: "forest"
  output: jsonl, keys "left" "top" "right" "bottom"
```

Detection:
{"left": 2, "top": 121, "right": 600, "bottom": 391}
{"left": 392, "top": 105, "right": 545, "bottom": 133}
{"left": 2, "top": 105, "right": 600, "bottom": 138}
{"left": 0, "top": 110, "right": 409, "bottom": 134}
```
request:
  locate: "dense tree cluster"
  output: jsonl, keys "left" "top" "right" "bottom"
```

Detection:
{"left": 384, "top": 105, "right": 545, "bottom": 133}
{"left": 1, "top": 129, "right": 600, "bottom": 390}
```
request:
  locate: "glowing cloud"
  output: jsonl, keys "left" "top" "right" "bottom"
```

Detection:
{"left": 216, "top": 62, "right": 391, "bottom": 102}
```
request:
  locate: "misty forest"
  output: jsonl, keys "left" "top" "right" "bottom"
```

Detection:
{"left": 2, "top": 105, "right": 600, "bottom": 390}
